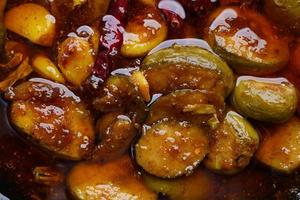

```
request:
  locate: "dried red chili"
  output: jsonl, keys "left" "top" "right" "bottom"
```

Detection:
{"left": 158, "top": 0, "right": 186, "bottom": 29}
{"left": 92, "top": 0, "right": 129, "bottom": 83}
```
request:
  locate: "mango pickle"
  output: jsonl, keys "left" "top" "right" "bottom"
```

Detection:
{"left": 146, "top": 89, "right": 225, "bottom": 127}
{"left": 57, "top": 37, "right": 94, "bottom": 86}
{"left": 204, "top": 111, "right": 260, "bottom": 175}
{"left": 256, "top": 116, "right": 300, "bottom": 173}
{"left": 92, "top": 75, "right": 147, "bottom": 123}
{"left": 135, "top": 120, "right": 209, "bottom": 178}
{"left": 67, "top": 156, "right": 157, "bottom": 200}
{"left": 264, "top": 0, "right": 300, "bottom": 34}
{"left": 4, "top": 3, "right": 56, "bottom": 47}
{"left": 231, "top": 76, "right": 298, "bottom": 123}
{"left": 92, "top": 112, "right": 136, "bottom": 161}
{"left": 5, "top": 78, "right": 95, "bottom": 160}
{"left": 142, "top": 45, "right": 235, "bottom": 97}
{"left": 121, "top": 6, "right": 167, "bottom": 57}
{"left": 204, "top": 6, "right": 289, "bottom": 75}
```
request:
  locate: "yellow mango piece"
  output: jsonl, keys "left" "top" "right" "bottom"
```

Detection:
{"left": 57, "top": 37, "right": 94, "bottom": 86}
{"left": 121, "top": 7, "right": 167, "bottom": 57}
{"left": 32, "top": 55, "right": 65, "bottom": 83}
{"left": 4, "top": 3, "right": 56, "bottom": 47}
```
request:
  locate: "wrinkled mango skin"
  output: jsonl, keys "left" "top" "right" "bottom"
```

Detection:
{"left": 231, "top": 76, "right": 298, "bottom": 123}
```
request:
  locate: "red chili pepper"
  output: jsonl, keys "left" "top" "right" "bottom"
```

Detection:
{"left": 158, "top": 0, "right": 186, "bottom": 29}
{"left": 109, "top": 0, "right": 129, "bottom": 23}
{"left": 92, "top": 0, "right": 129, "bottom": 83}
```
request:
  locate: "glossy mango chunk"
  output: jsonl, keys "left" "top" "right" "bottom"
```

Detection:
{"left": 135, "top": 120, "right": 209, "bottom": 178}
{"left": 67, "top": 156, "right": 157, "bottom": 200}
{"left": 231, "top": 76, "right": 298, "bottom": 123}
{"left": 57, "top": 37, "right": 94, "bottom": 86}
{"left": 4, "top": 3, "right": 56, "bottom": 47}
{"left": 32, "top": 54, "right": 65, "bottom": 83}
{"left": 93, "top": 75, "right": 146, "bottom": 123}
{"left": 204, "top": 6, "right": 289, "bottom": 75}
{"left": 264, "top": 0, "right": 300, "bottom": 34}
{"left": 142, "top": 45, "right": 234, "bottom": 97}
{"left": 5, "top": 78, "right": 95, "bottom": 160}
{"left": 92, "top": 112, "right": 137, "bottom": 161}
{"left": 204, "top": 111, "right": 259, "bottom": 175}
{"left": 256, "top": 116, "right": 300, "bottom": 173}
{"left": 146, "top": 89, "right": 225, "bottom": 127}
{"left": 121, "top": 6, "right": 167, "bottom": 57}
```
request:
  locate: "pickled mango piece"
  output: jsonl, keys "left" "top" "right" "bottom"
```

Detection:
{"left": 32, "top": 55, "right": 65, "bottom": 83}
{"left": 142, "top": 45, "right": 234, "bottom": 97}
{"left": 5, "top": 78, "right": 95, "bottom": 160}
{"left": 92, "top": 112, "right": 136, "bottom": 161}
{"left": 231, "top": 76, "right": 298, "bottom": 123}
{"left": 121, "top": 7, "right": 167, "bottom": 57}
{"left": 264, "top": 0, "right": 300, "bottom": 34}
{"left": 4, "top": 3, "right": 56, "bottom": 47}
{"left": 256, "top": 116, "right": 300, "bottom": 173}
{"left": 67, "top": 156, "right": 157, "bottom": 200}
{"left": 204, "top": 111, "right": 259, "bottom": 174}
{"left": 204, "top": 6, "right": 289, "bottom": 75}
{"left": 93, "top": 75, "right": 146, "bottom": 123}
{"left": 135, "top": 120, "right": 209, "bottom": 178}
{"left": 57, "top": 37, "right": 94, "bottom": 86}
{"left": 146, "top": 89, "right": 225, "bottom": 126}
